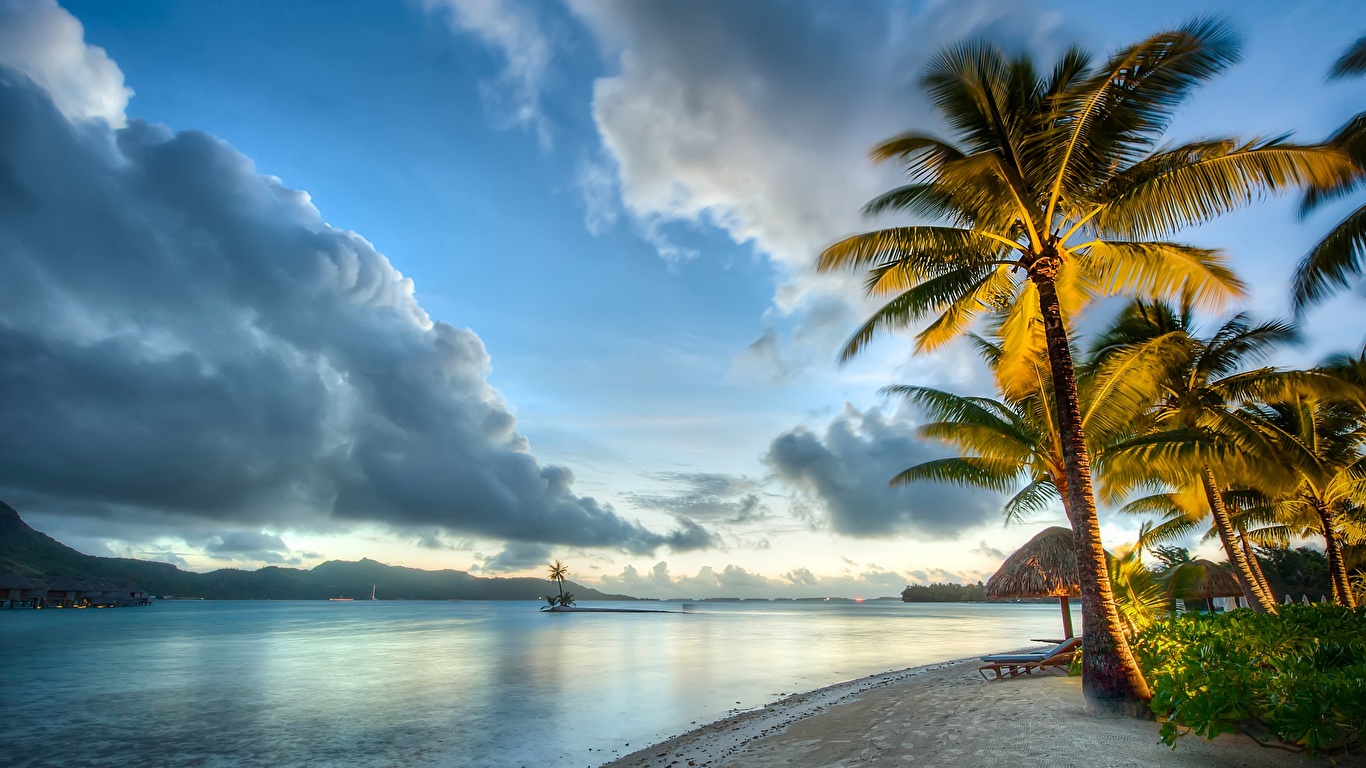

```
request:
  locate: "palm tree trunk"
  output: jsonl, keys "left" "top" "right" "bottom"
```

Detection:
{"left": 1031, "top": 258, "right": 1151, "bottom": 711}
{"left": 1199, "top": 467, "right": 1277, "bottom": 614}
{"left": 1315, "top": 503, "right": 1356, "bottom": 607}
{"left": 1242, "top": 534, "right": 1274, "bottom": 601}
{"left": 1240, "top": 533, "right": 1276, "bottom": 603}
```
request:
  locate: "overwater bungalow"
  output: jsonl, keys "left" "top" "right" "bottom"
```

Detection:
{"left": 43, "top": 576, "right": 88, "bottom": 607}
{"left": 4, "top": 575, "right": 151, "bottom": 608}
{"left": 1, "top": 572, "right": 47, "bottom": 609}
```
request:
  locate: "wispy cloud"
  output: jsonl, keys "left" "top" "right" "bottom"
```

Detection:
{"left": 421, "top": 0, "right": 554, "bottom": 145}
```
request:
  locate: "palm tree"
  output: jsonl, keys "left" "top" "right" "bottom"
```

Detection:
{"left": 1089, "top": 300, "right": 1300, "bottom": 613}
{"left": 547, "top": 560, "right": 569, "bottom": 601}
{"left": 1243, "top": 395, "right": 1365, "bottom": 606}
{"left": 1295, "top": 35, "right": 1366, "bottom": 310}
{"left": 891, "top": 332, "right": 1158, "bottom": 525}
{"left": 816, "top": 20, "right": 1348, "bottom": 709}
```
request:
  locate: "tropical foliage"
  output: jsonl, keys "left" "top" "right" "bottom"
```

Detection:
{"left": 1090, "top": 299, "right": 1311, "bottom": 614}
{"left": 1132, "top": 605, "right": 1366, "bottom": 754}
{"left": 822, "top": 17, "right": 1351, "bottom": 708}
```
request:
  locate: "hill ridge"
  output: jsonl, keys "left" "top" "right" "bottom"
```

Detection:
{"left": 0, "top": 500, "right": 631, "bottom": 601}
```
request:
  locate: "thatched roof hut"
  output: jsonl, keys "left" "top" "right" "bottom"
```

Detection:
{"left": 986, "top": 526, "right": 1079, "bottom": 638}
{"left": 986, "top": 526, "right": 1080, "bottom": 598}
{"left": 1170, "top": 559, "right": 1242, "bottom": 601}
{"left": 1, "top": 571, "right": 37, "bottom": 601}
{"left": 0, "top": 571, "right": 33, "bottom": 590}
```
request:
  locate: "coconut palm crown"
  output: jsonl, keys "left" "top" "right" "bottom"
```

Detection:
{"left": 547, "top": 560, "right": 569, "bottom": 600}
{"left": 1089, "top": 299, "right": 1302, "bottom": 613}
{"left": 815, "top": 19, "right": 1350, "bottom": 709}
{"left": 1244, "top": 395, "right": 1366, "bottom": 607}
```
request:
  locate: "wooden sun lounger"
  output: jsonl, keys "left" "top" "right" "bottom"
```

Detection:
{"left": 977, "top": 637, "right": 1081, "bottom": 681}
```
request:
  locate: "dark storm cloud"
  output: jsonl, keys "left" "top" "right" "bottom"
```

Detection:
{"left": 203, "top": 532, "right": 290, "bottom": 555}
{"left": 763, "top": 405, "right": 999, "bottom": 539}
{"left": 625, "top": 471, "right": 771, "bottom": 524}
{"left": 0, "top": 68, "right": 708, "bottom": 554}
{"left": 477, "top": 541, "right": 552, "bottom": 574}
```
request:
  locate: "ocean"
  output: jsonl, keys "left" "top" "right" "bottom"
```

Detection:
{"left": 0, "top": 599, "right": 1064, "bottom": 767}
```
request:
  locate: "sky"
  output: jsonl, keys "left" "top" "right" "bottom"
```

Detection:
{"left": 1, "top": 0, "right": 1364, "bottom": 599}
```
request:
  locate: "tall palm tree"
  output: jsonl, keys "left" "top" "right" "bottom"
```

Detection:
{"left": 1090, "top": 300, "right": 1300, "bottom": 613}
{"left": 547, "top": 560, "right": 569, "bottom": 601}
{"left": 1296, "top": 35, "right": 1366, "bottom": 310}
{"left": 816, "top": 21, "right": 1348, "bottom": 708}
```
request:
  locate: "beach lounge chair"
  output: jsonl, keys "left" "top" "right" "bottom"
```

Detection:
{"left": 977, "top": 637, "right": 1082, "bottom": 681}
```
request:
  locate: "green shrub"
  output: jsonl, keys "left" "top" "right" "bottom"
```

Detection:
{"left": 1131, "top": 604, "right": 1366, "bottom": 755}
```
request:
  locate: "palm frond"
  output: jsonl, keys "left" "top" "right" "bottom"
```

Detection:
{"left": 891, "top": 456, "right": 1022, "bottom": 493}
{"left": 869, "top": 133, "right": 967, "bottom": 179}
{"left": 1293, "top": 201, "right": 1366, "bottom": 312}
{"left": 1002, "top": 478, "right": 1059, "bottom": 523}
{"left": 1091, "top": 139, "right": 1354, "bottom": 239}
{"left": 1330, "top": 35, "right": 1366, "bottom": 79}
{"left": 1044, "top": 17, "right": 1242, "bottom": 223}
{"left": 861, "top": 183, "right": 964, "bottom": 223}
{"left": 1075, "top": 240, "right": 1245, "bottom": 310}
{"left": 818, "top": 226, "right": 1010, "bottom": 273}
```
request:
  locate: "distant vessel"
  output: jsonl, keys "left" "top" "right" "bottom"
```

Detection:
{"left": 371, "top": 585, "right": 376, "bottom": 601}
{"left": 329, "top": 597, "right": 353, "bottom": 602}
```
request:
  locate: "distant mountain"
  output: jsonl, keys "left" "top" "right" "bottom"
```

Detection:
{"left": 0, "top": 500, "right": 632, "bottom": 601}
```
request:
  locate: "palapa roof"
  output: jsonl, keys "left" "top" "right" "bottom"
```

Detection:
{"left": 1169, "top": 559, "right": 1242, "bottom": 599}
{"left": 0, "top": 571, "right": 37, "bottom": 590}
{"left": 44, "top": 576, "right": 89, "bottom": 592}
{"left": 985, "top": 526, "right": 1080, "bottom": 599}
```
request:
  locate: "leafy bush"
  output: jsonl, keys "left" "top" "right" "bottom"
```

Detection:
{"left": 1131, "top": 605, "right": 1366, "bottom": 754}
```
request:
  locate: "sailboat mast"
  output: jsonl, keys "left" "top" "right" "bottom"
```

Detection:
{"left": 370, "top": 584, "right": 376, "bottom": 601}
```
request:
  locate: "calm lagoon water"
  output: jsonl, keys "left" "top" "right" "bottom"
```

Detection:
{"left": 1, "top": 599, "right": 1063, "bottom": 767}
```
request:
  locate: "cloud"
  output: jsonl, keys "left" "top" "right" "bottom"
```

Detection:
{"left": 665, "top": 516, "right": 723, "bottom": 551}
{"left": 476, "top": 541, "right": 551, "bottom": 573}
{"left": 203, "top": 531, "right": 290, "bottom": 555}
{"left": 763, "top": 404, "right": 1000, "bottom": 538}
{"left": 0, "top": 0, "right": 129, "bottom": 126}
{"left": 971, "top": 540, "right": 1007, "bottom": 560}
{"left": 576, "top": 153, "right": 619, "bottom": 235}
{"left": 422, "top": 0, "right": 553, "bottom": 142}
{"left": 568, "top": 0, "right": 1063, "bottom": 369}
{"left": 0, "top": 19, "right": 710, "bottom": 556}
{"left": 625, "top": 471, "right": 771, "bottom": 525}
{"left": 593, "top": 560, "right": 919, "bottom": 599}
{"left": 199, "top": 531, "right": 302, "bottom": 565}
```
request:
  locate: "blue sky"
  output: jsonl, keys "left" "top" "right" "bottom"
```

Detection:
{"left": 2, "top": 0, "right": 1364, "bottom": 597}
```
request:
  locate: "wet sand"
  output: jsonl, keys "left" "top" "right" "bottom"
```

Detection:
{"left": 602, "top": 656, "right": 1356, "bottom": 768}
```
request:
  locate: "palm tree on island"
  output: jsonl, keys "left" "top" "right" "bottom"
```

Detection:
{"left": 546, "top": 560, "right": 575, "bottom": 608}
{"left": 816, "top": 19, "right": 1350, "bottom": 710}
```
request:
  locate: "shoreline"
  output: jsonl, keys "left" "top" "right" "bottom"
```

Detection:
{"left": 600, "top": 651, "right": 1339, "bottom": 768}
{"left": 599, "top": 655, "right": 981, "bottom": 768}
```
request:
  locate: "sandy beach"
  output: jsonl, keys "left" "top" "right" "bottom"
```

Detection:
{"left": 603, "top": 655, "right": 1359, "bottom": 768}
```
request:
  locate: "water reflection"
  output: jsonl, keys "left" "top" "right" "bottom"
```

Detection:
{"left": 0, "top": 600, "right": 1062, "bottom": 767}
